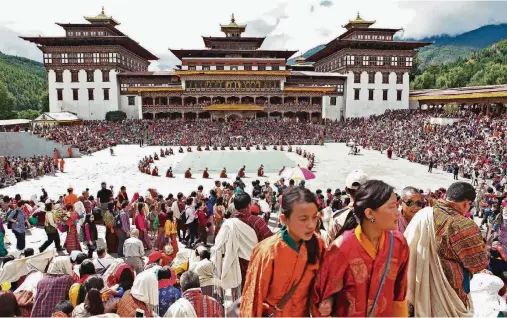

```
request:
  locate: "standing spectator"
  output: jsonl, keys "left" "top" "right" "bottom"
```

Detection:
{"left": 104, "top": 201, "right": 119, "bottom": 254}
{"left": 117, "top": 201, "right": 130, "bottom": 257}
{"left": 184, "top": 197, "right": 197, "bottom": 248}
{"left": 117, "top": 186, "right": 129, "bottom": 204}
{"left": 63, "top": 187, "right": 78, "bottom": 206}
{"left": 135, "top": 202, "right": 152, "bottom": 250}
{"left": 97, "top": 182, "right": 113, "bottom": 215}
{"left": 195, "top": 202, "right": 208, "bottom": 245}
{"left": 39, "top": 201, "right": 63, "bottom": 252}
{"left": 63, "top": 204, "right": 81, "bottom": 254}
{"left": 123, "top": 229, "right": 145, "bottom": 274}
{"left": 7, "top": 201, "right": 28, "bottom": 251}
{"left": 83, "top": 214, "right": 98, "bottom": 258}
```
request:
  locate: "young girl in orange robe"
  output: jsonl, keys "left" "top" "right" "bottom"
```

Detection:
{"left": 313, "top": 180, "right": 409, "bottom": 317}
{"left": 240, "top": 187, "right": 325, "bottom": 317}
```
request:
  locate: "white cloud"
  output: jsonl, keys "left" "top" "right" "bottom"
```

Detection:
{"left": 1, "top": 0, "right": 507, "bottom": 69}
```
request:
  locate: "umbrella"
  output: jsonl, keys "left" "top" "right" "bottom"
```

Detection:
{"left": 280, "top": 166, "right": 315, "bottom": 181}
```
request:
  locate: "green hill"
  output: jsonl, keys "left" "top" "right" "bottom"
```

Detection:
{"left": 0, "top": 51, "right": 47, "bottom": 111}
{"left": 411, "top": 40, "right": 507, "bottom": 89}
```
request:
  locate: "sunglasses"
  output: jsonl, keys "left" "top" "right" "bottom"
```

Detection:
{"left": 402, "top": 200, "right": 423, "bottom": 207}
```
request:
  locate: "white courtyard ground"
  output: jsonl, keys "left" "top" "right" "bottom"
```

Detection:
{"left": 0, "top": 143, "right": 462, "bottom": 255}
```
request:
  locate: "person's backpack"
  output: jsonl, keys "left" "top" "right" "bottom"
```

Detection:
{"left": 180, "top": 208, "right": 187, "bottom": 224}
{"left": 114, "top": 212, "right": 123, "bottom": 229}
{"left": 7, "top": 209, "right": 19, "bottom": 230}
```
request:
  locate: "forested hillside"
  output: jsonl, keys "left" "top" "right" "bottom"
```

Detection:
{"left": 411, "top": 40, "right": 507, "bottom": 89}
{"left": 0, "top": 51, "right": 47, "bottom": 111}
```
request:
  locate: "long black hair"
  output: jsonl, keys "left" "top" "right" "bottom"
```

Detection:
{"left": 84, "top": 214, "right": 97, "bottom": 241}
{"left": 281, "top": 187, "right": 320, "bottom": 265}
{"left": 336, "top": 180, "right": 394, "bottom": 238}
{"left": 77, "top": 275, "right": 104, "bottom": 315}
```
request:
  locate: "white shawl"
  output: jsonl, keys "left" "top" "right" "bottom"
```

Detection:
{"left": 164, "top": 297, "right": 197, "bottom": 318}
{"left": 470, "top": 273, "right": 507, "bottom": 318}
{"left": 405, "top": 207, "right": 473, "bottom": 317}
{"left": 211, "top": 218, "right": 258, "bottom": 290}
{"left": 0, "top": 249, "right": 55, "bottom": 283}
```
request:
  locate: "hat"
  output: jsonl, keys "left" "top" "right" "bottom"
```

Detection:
{"left": 345, "top": 170, "right": 369, "bottom": 190}
{"left": 146, "top": 251, "right": 163, "bottom": 265}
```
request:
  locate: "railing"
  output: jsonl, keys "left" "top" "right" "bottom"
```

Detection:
{"left": 142, "top": 103, "right": 322, "bottom": 113}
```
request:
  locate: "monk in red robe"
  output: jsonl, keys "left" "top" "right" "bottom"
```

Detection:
{"left": 203, "top": 168, "right": 209, "bottom": 179}
{"left": 185, "top": 168, "right": 192, "bottom": 179}
{"left": 152, "top": 167, "right": 159, "bottom": 176}
{"left": 238, "top": 165, "right": 246, "bottom": 178}
{"left": 166, "top": 167, "right": 173, "bottom": 178}
{"left": 257, "top": 165, "right": 264, "bottom": 177}
{"left": 187, "top": 146, "right": 192, "bottom": 152}
{"left": 279, "top": 166, "right": 286, "bottom": 175}
{"left": 387, "top": 147, "right": 393, "bottom": 159}
{"left": 67, "top": 147, "right": 72, "bottom": 158}
{"left": 59, "top": 158, "right": 65, "bottom": 172}
{"left": 220, "top": 168, "right": 227, "bottom": 178}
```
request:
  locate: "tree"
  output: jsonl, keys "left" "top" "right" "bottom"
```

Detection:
{"left": 443, "top": 103, "right": 460, "bottom": 115}
{"left": 106, "top": 110, "right": 127, "bottom": 121}
{"left": 0, "top": 81, "right": 16, "bottom": 120}
{"left": 17, "top": 109, "right": 40, "bottom": 120}
{"left": 39, "top": 90, "right": 49, "bottom": 113}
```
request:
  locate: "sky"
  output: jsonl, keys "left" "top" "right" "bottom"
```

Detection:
{"left": 1, "top": 0, "right": 507, "bottom": 70}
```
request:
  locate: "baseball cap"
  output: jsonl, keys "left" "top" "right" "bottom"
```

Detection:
{"left": 345, "top": 170, "right": 369, "bottom": 190}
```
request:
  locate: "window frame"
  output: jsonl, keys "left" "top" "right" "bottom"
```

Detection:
{"left": 354, "top": 88, "right": 360, "bottom": 101}
{"left": 57, "top": 88, "right": 63, "bottom": 101}
{"left": 72, "top": 88, "right": 79, "bottom": 101}
{"left": 368, "top": 89, "right": 374, "bottom": 101}
{"left": 396, "top": 89, "right": 402, "bottom": 101}
{"left": 103, "top": 88, "right": 110, "bottom": 101}
{"left": 128, "top": 96, "right": 136, "bottom": 106}
{"left": 88, "top": 88, "right": 94, "bottom": 101}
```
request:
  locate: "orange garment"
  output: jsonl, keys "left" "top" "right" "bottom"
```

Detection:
{"left": 64, "top": 193, "right": 78, "bottom": 206}
{"left": 54, "top": 150, "right": 59, "bottom": 160}
{"left": 67, "top": 148, "right": 72, "bottom": 158}
{"left": 240, "top": 230, "right": 325, "bottom": 317}
{"left": 59, "top": 159, "right": 65, "bottom": 172}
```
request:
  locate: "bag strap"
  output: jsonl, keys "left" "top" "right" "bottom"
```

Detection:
{"left": 272, "top": 260, "right": 310, "bottom": 314}
{"left": 369, "top": 231, "right": 394, "bottom": 317}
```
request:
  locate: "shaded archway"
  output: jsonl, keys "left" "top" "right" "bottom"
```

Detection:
{"left": 184, "top": 112, "right": 197, "bottom": 120}
{"left": 184, "top": 96, "right": 197, "bottom": 106}
{"left": 256, "top": 96, "right": 268, "bottom": 105}
{"left": 270, "top": 96, "right": 282, "bottom": 105}
{"left": 269, "top": 111, "right": 282, "bottom": 118}
{"left": 299, "top": 96, "right": 310, "bottom": 104}
{"left": 143, "top": 113, "right": 154, "bottom": 119}
{"left": 155, "top": 112, "right": 169, "bottom": 119}
{"left": 285, "top": 96, "right": 296, "bottom": 104}
{"left": 170, "top": 112, "right": 182, "bottom": 120}
{"left": 228, "top": 114, "right": 242, "bottom": 121}
{"left": 155, "top": 97, "right": 168, "bottom": 105}
{"left": 212, "top": 96, "right": 225, "bottom": 104}
{"left": 142, "top": 97, "right": 153, "bottom": 105}
{"left": 169, "top": 97, "right": 182, "bottom": 106}
{"left": 226, "top": 96, "right": 240, "bottom": 104}
{"left": 284, "top": 111, "right": 295, "bottom": 118}
{"left": 256, "top": 111, "right": 267, "bottom": 119}
{"left": 198, "top": 96, "right": 211, "bottom": 104}
{"left": 242, "top": 96, "right": 254, "bottom": 104}
{"left": 198, "top": 112, "right": 211, "bottom": 119}
{"left": 296, "top": 111, "right": 309, "bottom": 121}
{"left": 312, "top": 97, "right": 322, "bottom": 105}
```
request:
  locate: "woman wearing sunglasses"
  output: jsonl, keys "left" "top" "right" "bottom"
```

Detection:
{"left": 397, "top": 186, "right": 423, "bottom": 234}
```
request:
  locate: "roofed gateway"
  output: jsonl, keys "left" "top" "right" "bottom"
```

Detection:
{"left": 21, "top": 10, "right": 429, "bottom": 121}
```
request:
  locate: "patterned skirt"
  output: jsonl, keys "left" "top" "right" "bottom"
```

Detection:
{"left": 139, "top": 229, "right": 152, "bottom": 249}
{"left": 64, "top": 226, "right": 82, "bottom": 253}
{"left": 106, "top": 227, "right": 119, "bottom": 254}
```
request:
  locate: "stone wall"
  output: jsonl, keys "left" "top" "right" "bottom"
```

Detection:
{"left": 0, "top": 132, "right": 80, "bottom": 158}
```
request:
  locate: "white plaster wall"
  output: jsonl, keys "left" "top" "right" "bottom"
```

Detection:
{"left": 409, "top": 100, "right": 420, "bottom": 109}
{"left": 120, "top": 95, "right": 142, "bottom": 119}
{"left": 344, "top": 71, "right": 409, "bottom": 118}
{"left": 49, "top": 69, "right": 120, "bottom": 120}
{"left": 322, "top": 96, "right": 344, "bottom": 120}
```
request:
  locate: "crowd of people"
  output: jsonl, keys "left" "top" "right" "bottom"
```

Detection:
{"left": 1, "top": 156, "right": 57, "bottom": 189}
{"left": 0, "top": 165, "right": 506, "bottom": 317}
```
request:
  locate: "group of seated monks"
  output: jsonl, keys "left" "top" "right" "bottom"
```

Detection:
{"left": 139, "top": 162, "right": 159, "bottom": 176}
{"left": 196, "top": 146, "right": 211, "bottom": 151}
{"left": 295, "top": 147, "right": 316, "bottom": 171}
{"left": 160, "top": 148, "right": 174, "bottom": 157}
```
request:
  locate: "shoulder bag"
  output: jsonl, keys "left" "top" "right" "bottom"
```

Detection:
{"left": 266, "top": 261, "right": 310, "bottom": 317}
{"left": 369, "top": 230, "right": 394, "bottom": 317}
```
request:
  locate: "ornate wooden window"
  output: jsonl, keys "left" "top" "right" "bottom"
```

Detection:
{"left": 354, "top": 88, "right": 360, "bottom": 100}
{"left": 86, "top": 70, "right": 94, "bottom": 82}
{"left": 362, "top": 56, "right": 369, "bottom": 66}
{"left": 397, "top": 89, "right": 402, "bottom": 101}
{"left": 369, "top": 56, "right": 377, "bottom": 66}
{"left": 258, "top": 64, "right": 266, "bottom": 71}
{"left": 102, "top": 70, "right": 110, "bottom": 82}
{"left": 57, "top": 89, "right": 63, "bottom": 101}
{"left": 368, "top": 89, "right": 374, "bottom": 101}
{"left": 377, "top": 56, "right": 384, "bottom": 66}
{"left": 368, "top": 72, "right": 375, "bottom": 84}
{"left": 77, "top": 53, "right": 84, "bottom": 64}
{"left": 121, "top": 84, "right": 128, "bottom": 92}
{"left": 103, "top": 88, "right": 110, "bottom": 100}
{"left": 382, "top": 72, "right": 389, "bottom": 84}
{"left": 128, "top": 96, "right": 135, "bottom": 105}
{"left": 330, "top": 97, "right": 336, "bottom": 105}
{"left": 61, "top": 53, "right": 68, "bottom": 64}
{"left": 354, "top": 72, "right": 361, "bottom": 84}
{"left": 337, "top": 85, "right": 344, "bottom": 93}
{"left": 93, "top": 53, "right": 100, "bottom": 64}
{"left": 188, "top": 65, "right": 196, "bottom": 70}
{"left": 346, "top": 55, "right": 355, "bottom": 66}
{"left": 88, "top": 88, "right": 94, "bottom": 101}
{"left": 202, "top": 64, "right": 210, "bottom": 70}
{"left": 271, "top": 64, "right": 279, "bottom": 71}
{"left": 399, "top": 57, "right": 406, "bottom": 67}
{"left": 108, "top": 53, "right": 117, "bottom": 63}
{"left": 230, "top": 65, "right": 238, "bottom": 70}
{"left": 72, "top": 88, "right": 79, "bottom": 101}
{"left": 406, "top": 57, "right": 413, "bottom": 67}
{"left": 396, "top": 73, "right": 403, "bottom": 84}
{"left": 391, "top": 56, "right": 398, "bottom": 66}
{"left": 55, "top": 70, "right": 63, "bottom": 83}
{"left": 71, "top": 71, "right": 79, "bottom": 83}
{"left": 383, "top": 89, "right": 388, "bottom": 101}
{"left": 43, "top": 53, "right": 52, "bottom": 64}
{"left": 244, "top": 64, "right": 252, "bottom": 71}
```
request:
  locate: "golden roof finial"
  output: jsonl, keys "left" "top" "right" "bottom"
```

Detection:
{"left": 101, "top": 6, "right": 105, "bottom": 15}
{"left": 231, "top": 13, "right": 235, "bottom": 23}
{"left": 356, "top": 11, "right": 361, "bottom": 20}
